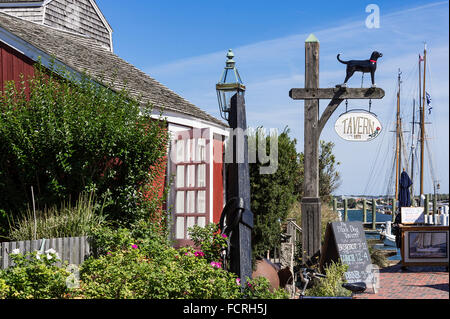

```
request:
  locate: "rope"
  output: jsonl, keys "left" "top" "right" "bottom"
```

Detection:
{"left": 425, "top": 135, "right": 437, "bottom": 186}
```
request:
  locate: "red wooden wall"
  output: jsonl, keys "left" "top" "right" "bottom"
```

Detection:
{"left": 0, "top": 41, "right": 35, "bottom": 92}
{"left": 212, "top": 134, "right": 224, "bottom": 223}
{"left": 0, "top": 40, "right": 226, "bottom": 230}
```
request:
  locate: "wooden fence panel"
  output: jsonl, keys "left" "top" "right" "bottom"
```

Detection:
{"left": 0, "top": 236, "right": 91, "bottom": 269}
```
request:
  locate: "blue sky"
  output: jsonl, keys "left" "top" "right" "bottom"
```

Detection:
{"left": 96, "top": 0, "right": 449, "bottom": 196}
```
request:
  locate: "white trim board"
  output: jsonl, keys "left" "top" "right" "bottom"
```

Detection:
{"left": 150, "top": 109, "right": 229, "bottom": 138}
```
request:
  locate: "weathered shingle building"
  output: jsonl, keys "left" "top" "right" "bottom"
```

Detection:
{"left": 0, "top": 0, "right": 113, "bottom": 51}
{"left": 0, "top": 1, "right": 228, "bottom": 246}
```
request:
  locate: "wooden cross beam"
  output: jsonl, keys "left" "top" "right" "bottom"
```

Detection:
{"left": 290, "top": 34, "right": 385, "bottom": 261}
{"left": 289, "top": 87, "right": 385, "bottom": 100}
{"left": 290, "top": 88, "right": 385, "bottom": 136}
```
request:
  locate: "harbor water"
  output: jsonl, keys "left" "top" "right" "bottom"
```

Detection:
{"left": 343, "top": 209, "right": 393, "bottom": 224}
{"left": 341, "top": 209, "right": 401, "bottom": 260}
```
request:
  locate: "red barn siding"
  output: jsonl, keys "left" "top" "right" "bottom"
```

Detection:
{"left": 0, "top": 41, "right": 35, "bottom": 93}
{"left": 212, "top": 134, "right": 224, "bottom": 224}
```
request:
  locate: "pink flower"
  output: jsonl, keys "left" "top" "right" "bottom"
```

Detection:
{"left": 210, "top": 261, "right": 222, "bottom": 269}
{"left": 247, "top": 282, "right": 253, "bottom": 288}
{"left": 194, "top": 251, "right": 205, "bottom": 257}
{"left": 236, "top": 278, "right": 241, "bottom": 286}
{"left": 131, "top": 244, "right": 138, "bottom": 249}
{"left": 221, "top": 234, "right": 227, "bottom": 239}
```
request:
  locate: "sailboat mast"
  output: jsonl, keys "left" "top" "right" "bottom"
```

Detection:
{"left": 420, "top": 43, "right": 427, "bottom": 196}
{"left": 410, "top": 99, "right": 416, "bottom": 200}
{"left": 395, "top": 69, "right": 402, "bottom": 202}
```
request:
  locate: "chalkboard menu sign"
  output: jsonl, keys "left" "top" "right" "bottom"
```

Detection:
{"left": 320, "top": 222, "right": 373, "bottom": 284}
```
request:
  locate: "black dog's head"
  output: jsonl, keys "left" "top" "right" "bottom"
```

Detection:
{"left": 370, "top": 51, "right": 383, "bottom": 60}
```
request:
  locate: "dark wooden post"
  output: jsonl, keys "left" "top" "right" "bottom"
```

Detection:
{"left": 372, "top": 198, "right": 377, "bottom": 230}
{"left": 433, "top": 194, "right": 437, "bottom": 217}
{"left": 301, "top": 34, "right": 321, "bottom": 261}
{"left": 227, "top": 93, "right": 254, "bottom": 284}
{"left": 392, "top": 198, "right": 397, "bottom": 223}
{"left": 343, "top": 198, "right": 348, "bottom": 222}
{"left": 363, "top": 199, "right": 367, "bottom": 224}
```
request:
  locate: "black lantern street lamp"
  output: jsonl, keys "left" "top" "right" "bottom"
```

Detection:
{"left": 216, "top": 50, "right": 254, "bottom": 285}
{"left": 216, "top": 49, "right": 246, "bottom": 121}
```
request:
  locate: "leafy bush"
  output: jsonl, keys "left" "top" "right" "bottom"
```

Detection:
{"left": 305, "top": 261, "right": 351, "bottom": 297}
{"left": 0, "top": 250, "right": 71, "bottom": 299}
{"left": 8, "top": 192, "right": 106, "bottom": 241}
{"left": 188, "top": 223, "right": 228, "bottom": 264}
{"left": 89, "top": 219, "right": 170, "bottom": 260}
{"left": 77, "top": 221, "right": 288, "bottom": 299}
{"left": 243, "top": 276, "right": 289, "bottom": 299}
{"left": 249, "top": 128, "right": 300, "bottom": 263}
{"left": 0, "top": 278, "right": 9, "bottom": 299}
{"left": 77, "top": 222, "right": 240, "bottom": 299}
{"left": 76, "top": 246, "right": 241, "bottom": 299}
{"left": 0, "top": 63, "right": 169, "bottom": 232}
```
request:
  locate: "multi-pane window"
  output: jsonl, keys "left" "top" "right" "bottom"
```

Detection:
{"left": 172, "top": 129, "right": 210, "bottom": 246}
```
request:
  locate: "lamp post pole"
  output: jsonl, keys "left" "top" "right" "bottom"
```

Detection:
{"left": 227, "top": 93, "right": 254, "bottom": 284}
{"left": 216, "top": 50, "right": 254, "bottom": 285}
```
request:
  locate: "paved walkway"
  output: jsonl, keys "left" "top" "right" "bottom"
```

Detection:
{"left": 354, "top": 262, "right": 449, "bottom": 299}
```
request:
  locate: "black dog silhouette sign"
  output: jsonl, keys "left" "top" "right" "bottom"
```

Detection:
{"left": 337, "top": 51, "right": 383, "bottom": 88}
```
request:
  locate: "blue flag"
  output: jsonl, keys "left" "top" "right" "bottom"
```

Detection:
{"left": 426, "top": 92, "right": 432, "bottom": 114}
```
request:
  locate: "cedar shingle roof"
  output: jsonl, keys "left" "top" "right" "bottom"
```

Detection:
{"left": 0, "top": 12, "right": 226, "bottom": 127}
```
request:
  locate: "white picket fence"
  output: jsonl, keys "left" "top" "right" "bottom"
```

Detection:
{"left": 0, "top": 236, "right": 91, "bottom": 269}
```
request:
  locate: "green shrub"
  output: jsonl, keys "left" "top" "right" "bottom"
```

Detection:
{"left": 188, "top": 223, "right": 227, "bottom": 264}
{"left": 0, "top": 62, "right": 169, "bottom": 232}
{"left": 0, "top": 250, "right": 71, "bottom": 299}
{"left": 8, "top": 192, "right": 106, "bottom": 241}
{"left": 76, "top": 230, "right": 241, "bottom": 299}
{"left": 0, "top": 278, "right": 9, "bottom": 299}
{"left": 249, "top": 128, "right": 300, "bottom": 264}
{"left": 243, "top": 277, "right": 289, "bottom": 299}
{"left": 305, "top": 261, "right": 351, "bottom": 297}
{"left": 78, "top": 221, "right": 288, "bottom": 299}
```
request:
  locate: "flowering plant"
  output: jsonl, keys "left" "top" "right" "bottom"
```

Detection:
{"left": 0, "top": 250, "right": 71, "bottom": 299}
{"left": 188, "top": 223, "right": 228, "bottom": 266}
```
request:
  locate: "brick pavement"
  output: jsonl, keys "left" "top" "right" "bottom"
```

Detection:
{"left": 354, "top": 262, "right": 449, "bottom": 299}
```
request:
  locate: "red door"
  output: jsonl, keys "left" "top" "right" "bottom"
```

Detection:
{"left": 171, "top": 128, "right": 210, "bottom": 247}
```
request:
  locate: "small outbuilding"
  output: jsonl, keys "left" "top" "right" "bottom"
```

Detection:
{"left": 0, "top": 1, "right": 229, "bottom": 247}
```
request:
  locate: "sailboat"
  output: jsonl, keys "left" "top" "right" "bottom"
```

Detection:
{"left": 380, "top": 69, "right": 404, "bottom": 247}
{"left": 380, "top": 43, "right": 440, "bottom": 246}
{"left": 380, "top": 221, "right": 396, "bottom": 247}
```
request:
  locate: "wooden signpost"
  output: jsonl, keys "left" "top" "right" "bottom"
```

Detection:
{"left": 289, "top": 34, "right": 385, "bottom": 261}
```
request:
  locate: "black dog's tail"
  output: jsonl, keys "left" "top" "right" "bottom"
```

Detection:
{"left": 337, "top": 54, "right": 348, "bottom": 65}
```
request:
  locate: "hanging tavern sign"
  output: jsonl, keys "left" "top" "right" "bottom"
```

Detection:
{"left": 334, "top": 111, "right": 382, "bottom": 142}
